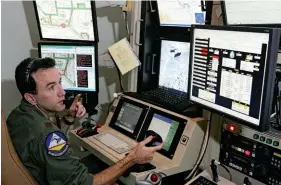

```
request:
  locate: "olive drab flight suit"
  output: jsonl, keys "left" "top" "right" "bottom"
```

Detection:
{"left": 6, "top": 100, "right": 93, "bottom": 185}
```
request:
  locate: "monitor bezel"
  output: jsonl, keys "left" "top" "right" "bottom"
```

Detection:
{"left": 188, "top": 25, "right": 280, "bottom": 132}
{"left": 33, "top": 0, "right": 99, "bottom": 43}
{"left": 108, "top": 97, "right": 149, "bottom": 140}
{"left": 38, "top": 41, "right": 99, "bottom": 93}
{"left": 221, "top": 0, "right": 281, "bottom": 27}
{"left": 155, "top": 38, "right": 191, "bottom": 94}
{"left": 155, "top": 0, "right": 213, "bottom": 28}
{"left": 138, "top": 108, "right": 186, "bottom": 159}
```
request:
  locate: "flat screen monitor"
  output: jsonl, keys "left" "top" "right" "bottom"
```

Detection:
{"left": 33, "top": 0, "right": 98, "bottom": 42}
{"left": 158, "top": 40, "right": 190, "bottom": 93}
{"left": 157, "top": 0, "right": 211, "bottom": 27}
{"left": 38, "top": 43, "right": 98, "bottom": 92}
{"left": 109, "top": 98, "right": 149, "bottom": 139}
{"left": 139, "top": 109, "right": 186, "bottom": 159}
{"left": 222, "top": 1, "right": 281, "bottom": 26}
{"left": 189, "top": 25, "right": 280, "bottom": 131}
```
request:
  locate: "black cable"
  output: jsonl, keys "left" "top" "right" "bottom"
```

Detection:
{"left": 107, "top": 97, "right": 117, "bottom": 117}
{"left": 219, "top": 163, "right": 232, "bottom": 181}
{"left": 116, "top": 66, "right": 125, "bottom": 92}
{"left": 217, "top": 13, "right": 223, "bottom": 25}
{"left": 96, "top": 105, "right": 104, "bottom": 112}
{"left": 185, "top": 112, "right": 213, "bottom": 182}
{"left": 193, "top": 112, "right": 212, "bottom": 172}
{"left": 108, "top": 53, "right": 125, "bottom": 93}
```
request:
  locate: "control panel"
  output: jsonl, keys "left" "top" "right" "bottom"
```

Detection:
{"left": 219, "top": 124, "right": 281, "bottom": 185}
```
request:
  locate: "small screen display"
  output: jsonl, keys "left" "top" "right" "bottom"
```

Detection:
{"left": 114, "top": 102, "right": 143, "bottom": 133}
{"left": 148, "top": 114, "right": 179, "bottom": 151}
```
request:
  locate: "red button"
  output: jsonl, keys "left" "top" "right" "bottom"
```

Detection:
{"left": 245, "top": 150, "right": 251, "bottom": 156}
{"left": 150, "top": 174, "right": 158, "bottom": 182}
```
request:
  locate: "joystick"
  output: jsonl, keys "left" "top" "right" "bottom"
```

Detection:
{"left": 144, "top": 130, "right": 163, "bottom": 147}
{"left": 76, "top": 108, "right": 100, "bottom": 138}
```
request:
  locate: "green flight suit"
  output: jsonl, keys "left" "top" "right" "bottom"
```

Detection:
{"left": 6, "top": 100, "right": 93, "bottom": 185}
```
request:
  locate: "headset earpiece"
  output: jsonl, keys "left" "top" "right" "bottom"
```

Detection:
{"left": 25, "top": 58, "right": 38, "bottom": 93}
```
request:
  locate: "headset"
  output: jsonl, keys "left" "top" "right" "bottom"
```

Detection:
{"left": 25, "top": 58, "right": 38, "bottom": 93}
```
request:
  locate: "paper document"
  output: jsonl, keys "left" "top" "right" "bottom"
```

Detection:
{"left": 108, "top": 38, "right": 140, "bottom": 75}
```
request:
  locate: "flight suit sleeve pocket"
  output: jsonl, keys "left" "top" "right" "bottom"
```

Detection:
{"left": 40, "top": 130, "right": 92, "bottom": 185}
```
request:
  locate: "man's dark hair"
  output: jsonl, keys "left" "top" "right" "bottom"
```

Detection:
{"left": 15, "top": 57, "right": 56, "bottom": 96}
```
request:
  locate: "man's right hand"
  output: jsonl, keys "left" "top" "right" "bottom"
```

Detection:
{"left": 128, "top": 136, "right": 164, "bottom": 164}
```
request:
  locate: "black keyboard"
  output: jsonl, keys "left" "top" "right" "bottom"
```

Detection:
{"left": 142, "top": 89, "right": 187, "bottom": 105}
{"left": 189, "top": 176, "right": 217, "bottom": 185}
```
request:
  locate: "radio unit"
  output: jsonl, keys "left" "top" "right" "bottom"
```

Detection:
{"left": 219, "top": 123, "right": 281, "bottom": 185}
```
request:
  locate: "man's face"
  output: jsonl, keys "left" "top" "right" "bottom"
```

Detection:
{"left": 32, "top": 67, "right": 66, "bottom": 112}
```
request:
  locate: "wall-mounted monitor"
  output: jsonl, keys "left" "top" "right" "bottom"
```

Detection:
{"left": 156, "top": 0, "right": 213, "bottom": 27}
{"left": 34, "top": 0, "right": 99, "bottom": 42}
{"left": 189, "top": 25, "right": 280, "bottom": 131}
{"left": 221, "top": 1, "right": 281, "bottom": 26}
{"left": 38, "top": 42, "right": 98, "bottom": 92}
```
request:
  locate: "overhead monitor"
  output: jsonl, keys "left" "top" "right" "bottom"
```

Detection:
{"left": 158, "top": 40, "right": 190, "bottom": 93}
{"left": 221, "top": 1, "right": 281, "bottom": 26}
{"left": 38, "top": 43, "right": 98, "bottom": 92}
{"left": 189, "top": 25, "right": 280, "bottom": 131}
{"left": 33, "top": 0, "right": 98, "bottom": 42}
{"left": 156, "top": 0, "right": 212, "bottom": 27}
{"left": 109, "top": 98, "right": 149, "bottom": 139}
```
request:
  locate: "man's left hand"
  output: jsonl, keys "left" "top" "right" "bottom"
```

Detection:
{"left": 65, "top": 94, "right": 86, "bottom": 122}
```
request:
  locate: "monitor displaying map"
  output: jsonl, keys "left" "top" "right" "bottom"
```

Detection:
{"left": 157, "top": 0, "right": 206, "bottom": 27}
{"left": 34, "top": 0, "right": 97, "bottom": 42}
{"left": 39, "top": 43, "right": 97, "bottom": 92}
{"left": 158, "top": 40, "right": 190, "bottom": 93}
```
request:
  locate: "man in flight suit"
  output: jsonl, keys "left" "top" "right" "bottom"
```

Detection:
{"left": 7, "top": 57, "right": 163, "bottom": 185}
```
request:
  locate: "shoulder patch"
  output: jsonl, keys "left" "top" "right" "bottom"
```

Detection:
{"left": 45, "top": 131, "right": 69, "bottom": 157}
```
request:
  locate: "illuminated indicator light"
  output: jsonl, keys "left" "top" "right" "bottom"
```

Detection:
{"left": 245, "top": 150, "right": 251, "bottom": 156}
{"left": 150, "top": 174, "right": 158, "bottom": 182}
{"left": 201, "top": 52, "right": 208, "bottom": 55}
{"left": 230, "top": 126, "right": 235, "bottom": 131}
{"left": 202, "top": 48, "right": 208, "bottom": 52}
{"left": 237, "top": 148, "right": 242, "bottom": 152}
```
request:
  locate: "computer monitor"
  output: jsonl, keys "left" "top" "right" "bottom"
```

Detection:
{"left": 138, "top": 108, "right": 186, "bottom": 159}
{"left": 109, "top": 98, "right": 149, "bottom": 140}
{"left": 38, "top": 42, "right": 98, "bottom": 92}
{"left": 158, "top": 40, "right": 190, "bottom": 93}
{"left": 33, "top": 0, "right": 98, "bottom": 42}
{"left": 189, "top": 25, "right": 280, "bottom": 131}
{"left": 221, "top": 1, "right": 281, "bottom": 26}
{"left": 156, "top": 0, "right": 212, "bottom": 27}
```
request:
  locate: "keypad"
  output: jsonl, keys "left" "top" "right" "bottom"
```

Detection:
{"left": 189, "top": 176, "right": 217, "bottom": 185}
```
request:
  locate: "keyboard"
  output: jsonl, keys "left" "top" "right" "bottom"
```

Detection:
{"left": 142, "top": 89, "right": 187, "bottom": 105}
{"left": 189, "top": 176, "right": 217, "bottom": 185}
{"left": 94, "top": 132, "right": 134, "bottom": 154}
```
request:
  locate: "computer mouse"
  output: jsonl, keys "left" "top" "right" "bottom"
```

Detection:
{"left": 76, "top": 128, "right": 97, "bottom": 138}
{"left": 145, "top": 130, "right": 163, "bottom": 147}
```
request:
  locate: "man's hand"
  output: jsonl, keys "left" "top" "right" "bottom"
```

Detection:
{"left": 64, "top": 94, "right": 86, "bottom": 122}
{"left": 128, "top": 136, "right": 164, "bottom": 164}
